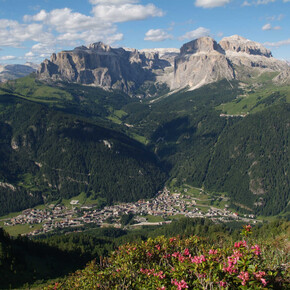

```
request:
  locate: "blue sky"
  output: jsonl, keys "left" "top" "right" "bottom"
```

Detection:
{"left": 0, "top": 0, "right": 289, "bottom": 64}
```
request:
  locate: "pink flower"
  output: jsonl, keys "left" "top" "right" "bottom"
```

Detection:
{"left": 147, "top": 252, "right": 152, "bottom": 257}
{"left": 169, "top": 237, "right": 177, "bottom": 243}
{"left": 154, "top": 271, "right": 166, "bottom": 279}
{"left": 254, "top": 271, "right": 266, "bottom": 279}
{"left": 219, "top": 281, "right": 227, "bottom": 287}
{"left": 251, "top": 244, "right": 261, "bottom": 256}
{"left": 171, "top": 279, "right": 188, "bottom": 289}
{"left": 238, "top": 271, "right": 250, "bottom": 286}
{"left": 172, "top": 252, "right": 180, "bottom": 258}
{"left": 183, "top": 248, "right": 190, "bottom": 256}
{"left": 209, "top": 249, "right": 218, "bottom": 255}
{"left": 234, "top": 240, "right": 247, "bottom": 248}
{"left": 254, "top": 271, "right": 267, "bottom": 286}
{"left": 140, "top": 268, "right": 155, "bottom": 276}
{"left": 155, "top": 244, "right": 161, "bottom": 251}
{"left": 261, "top": 278, "right": 268, "bottom": 287}
{"left": 191, "top": 254, "right": 206, "bottom": 264}
{"left": 245, "top": 224, "right": 252, "bottom": 231}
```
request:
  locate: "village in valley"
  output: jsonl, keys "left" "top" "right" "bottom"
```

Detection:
{"left": 2, "top": 186, "right": 258, "bottom": 237}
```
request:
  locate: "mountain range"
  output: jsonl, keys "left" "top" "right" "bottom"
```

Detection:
{"left": 0, "top": 63, "right": 37, "bottom": 83}
{"left": 0, "top": 35, "right": 289, "bottom": 218}
{"left": 38, "top": 35, "right": 289, "bottom": 96}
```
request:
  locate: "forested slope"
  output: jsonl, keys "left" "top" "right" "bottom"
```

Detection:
{"left": 0, "top": 93, "right": 166, "bottom": 215}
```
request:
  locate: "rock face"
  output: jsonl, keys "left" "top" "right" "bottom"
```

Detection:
{"left": 172, "top": 37, "right": 234, "bottom": 90}
{"left": 38, "top": 42, "right": 171, "bottom": 94}
{"left": 219, "top": 35, "right": 272, "bottom": 57}
{"left": 38, "top": 35, "right": 290, "bottom": 95}
{"left": 273, "top": 68, "right": 290, "bottom": 85}
{"left": 219, "top": 35, "right": 287, "bottom": 73}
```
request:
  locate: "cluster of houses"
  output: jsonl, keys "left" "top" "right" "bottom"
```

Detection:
{"left": 219, "top": 113, "right": 248, "bottom": 118}
{"left": 3, "top": 187, "right": 257, "bottom": 237}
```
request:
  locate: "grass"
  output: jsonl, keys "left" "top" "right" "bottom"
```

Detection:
{"left": 58, "top": 192, "right": 88, "bottom": 207}
{"left": 130, "top": 132, "right": 149, "bottom": 145}
{"left": 216, "top": 83, "right": 290, "bottom": 115}
{"left": 114, "top": 110, "right": 128, "bottom": 119}
{"left": 0, "top": 210, "right": 24, "bottom": 221}
{"left": 1, "top": 76, "right": 73, "bottom": 104}
{"left": 144, "top": 215, "right": 165, "bottom": 223}
{"left": 3, "top": 223, "right": 43, "bottom": 237}
{"left": 167, "top": 214, "right": 185, "bottom": 220}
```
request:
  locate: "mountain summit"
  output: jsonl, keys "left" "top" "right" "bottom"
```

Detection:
{"left": 38, "top": 35, "right": 289, "bottom": 95}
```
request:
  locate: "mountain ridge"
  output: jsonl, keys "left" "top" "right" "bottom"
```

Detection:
{"left": 37, "top": 35, "right": 289, "bottom": 95}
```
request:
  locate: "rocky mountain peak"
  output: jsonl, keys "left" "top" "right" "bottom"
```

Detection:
{"left": 87, "top": 42, "right": 111, "bottom": 52}
{"left": 180, "top": 37, "right": 224, "bottom": 55}
{"left": 219, "top": 35, "right": 272, "bottom": 58}
{"left": 37, "top": 35, "right": 288, "bottom": 95}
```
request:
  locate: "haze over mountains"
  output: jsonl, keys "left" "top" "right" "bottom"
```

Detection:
{"left": 0, "top": 63, "right": 37, "bottom": 83}
{"left": 38, "top": 35, "right": 289, "bottom": 96}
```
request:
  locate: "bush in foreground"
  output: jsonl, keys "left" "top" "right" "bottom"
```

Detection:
{"left": 48, "top": 225, "right": 288, "bottom": 289}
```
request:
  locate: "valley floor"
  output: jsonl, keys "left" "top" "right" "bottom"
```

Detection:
{"left": 0, "top": 186, "right": 259, "bottom": 237}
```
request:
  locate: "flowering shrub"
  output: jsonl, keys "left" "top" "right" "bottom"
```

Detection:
{"left": 47, "top": 225, "right": 288, "bottom": 289}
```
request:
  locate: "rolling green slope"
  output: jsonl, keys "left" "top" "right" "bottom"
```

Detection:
{"left": 0, "top": 76, "right": 289, "bottom": 216}
{"left": 120, "top": 80, "right": 289, "bottom": 216}
{"left": 0, "top": 93, "right": 166, "bottom": 215}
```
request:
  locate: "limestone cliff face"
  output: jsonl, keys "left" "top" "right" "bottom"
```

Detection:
{"left": 38, "top": 36, "right": 289, "bottom": 95}
{"left": 273, "top": 68, "right": 290, "bottom": 85}
{"left": 172, "top": 37, "right": 234, "bottom": 90}
{"left": 219, "top": 35, "right": 272, "bottom": 57}
{"left": 219, "top": 35, "right": 287, "bottom": 72}
{"left": 38, "top": 42, "right": 170, "bottom": 94}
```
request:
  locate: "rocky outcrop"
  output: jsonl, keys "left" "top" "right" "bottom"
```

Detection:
{"left": 38, "top": 42, "right": 171, "bottom": 95}
{"left": 273, "top": 68, "right": 290, "bottom": 85}
{"left": 219, "top": 35, "right": 272, "bottom": 57}
{"left": 38, "top": 36, "right": 290, "bottom": 95}
{"left": 219, "top": 35, "right": 287, "bottom": 73}
{"left": 171, "top": 37, "right": 234, "bottom": 90}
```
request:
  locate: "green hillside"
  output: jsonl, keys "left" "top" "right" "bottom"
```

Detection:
{"left": 0, "top": 93, "right": 166, "bottom": 215}
{"left": 0, "top": 76, "right": 289, "bottom": 216}
{"left": 120, "top": 80, "right": 290, "bottom": 216}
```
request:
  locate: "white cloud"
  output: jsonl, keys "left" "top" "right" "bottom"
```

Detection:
{"left": 242, "top": 1, "right": 252, "bottom": 6}
{"left": 283, "top": 0, "right": 290, "bottom": 2}
{"left": 262, "top": 23, "right": 281, "bottom": 31}
{"left": 264, "top": 38, "right": 290, "bottom": 47}
{"left": 256, "top": 0, "right": 275, "bottom": 4}
{"left": 90, "top": 0, "right": 138, "bottom": 4}
{"left": 144, "top": 29, "right": 173, "bottom": 42}
{"left": 1, "top": 0, "right": 165, "bottom": 62}
{"left": 179, "top": 27, "right": 210, "bottom": 41}
{"left": 262, "top": 23, "right": 272, "bottom": 30}
{"left": 23, "top": 7, "right": 124, "bottom": 47}
{"left": 25, "top": 51, "right": 34, "bottom": 57}
{"left": 0, "top": 19, "right": 52, "bottom": 47}
{"left": 241, "top": 0, "right": 276, "bottom": 5}
{"left": 195, "top": 0, "right": 231, "bottom": 8}
{"left": 0, "top": 55, "right": 17, "bottom": 61}
{"left": 92, "top": 3, "right": 164, "bottom": 23}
